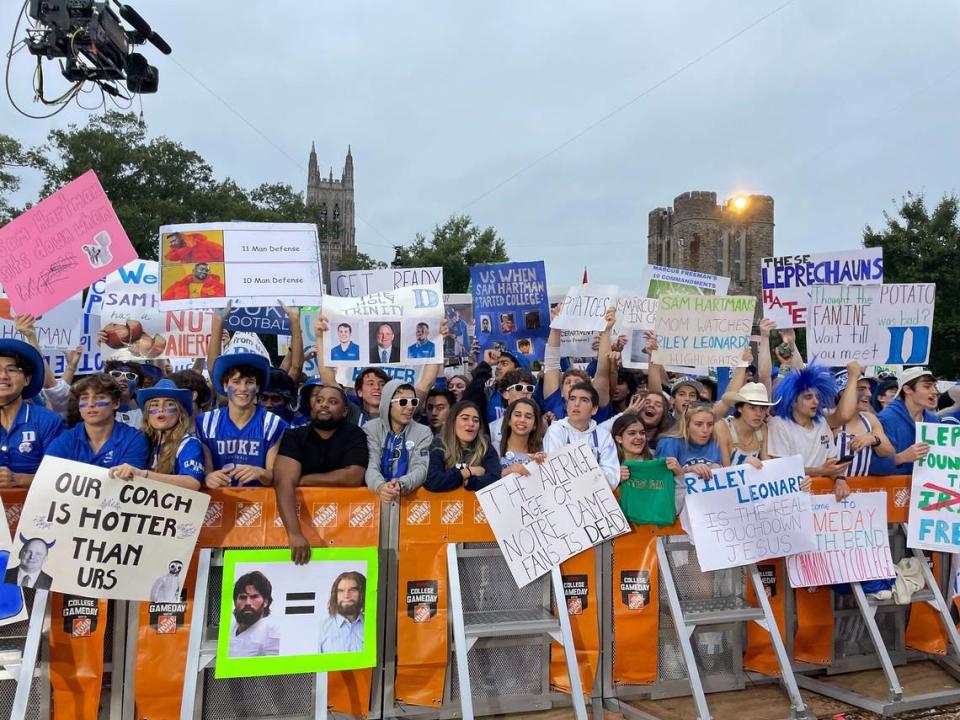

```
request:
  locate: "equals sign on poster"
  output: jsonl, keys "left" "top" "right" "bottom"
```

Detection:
{"left": 285, "top": 592, "right": 316, "bottom": 615}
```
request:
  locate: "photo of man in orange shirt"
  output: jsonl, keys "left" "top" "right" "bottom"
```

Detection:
{"left": 163, "top": 232, "right": 225, "bottom": 264}
{"left": 161, "top": 263, "right": 226, "bottom": 300}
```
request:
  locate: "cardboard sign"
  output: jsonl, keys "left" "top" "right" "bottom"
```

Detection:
{"left": 907, "top": 423, "right": 960, "bottom": 552}
{"left": 638, "top": 265, "right": 730, "bottom": 297}
{"left": 785, "top": 492, "right": 896, "bottom": 588}
{"left": 43, "top": 311, "right": 102, "bottom": 377}
{"left": 617, "top": 293, "right": 659, "bottom": 370}
{"left": 0, "top": 290, "right": 83, "bottom": 349}
{"left": 215, "top": 547, "right": 377, "bottom": 678}
{"left": 98, "top": 260, "right": 214, "bottom": 360}
{"left": 471, "top": 261, "right": 550, "bottom": 362}
{"left": 322, "top": 285, "right": 444, "bottom": 367}
{"left": 550, "top": 283, "right": 618, "bottom": 333}
{"left": 476, "top": 443, "right": 629, "bottom": 587}
{"left": 652, "top": 294, "right": 755, "bottom": 369}
{"left": 329, "top": 267, "right": 443, "bottom": 298}
{"left": 683, "top": 456, "right": 815, "bottom": 571}
{"left": 761, "top": 249, "right": 883, "bottom": 328}
{"left": 225, "top": 307, "right": 290, "bottom": 335}
{"left": 9, "top": 457, "right": 209, "bottom": 601}
{"left": 0, "top": 171, "right": 137, "bottom": 316}
{"left": 158, "top": 222, "right": 322, "bottom": 310}
{"left": 806, "top": 283, "right": 935, "bottom": 366}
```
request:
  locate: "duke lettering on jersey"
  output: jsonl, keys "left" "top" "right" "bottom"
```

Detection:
{"left": 215, "top": 439, "right": 262, "bottom": 457}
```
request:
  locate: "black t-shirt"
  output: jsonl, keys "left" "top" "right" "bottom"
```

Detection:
{"left": 277, "top": 423, "right": 369, "bottom": 476}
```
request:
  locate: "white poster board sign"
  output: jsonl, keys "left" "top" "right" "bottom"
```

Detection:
{"left": 807, "top": 283, "right": 935, "bottom": 366}
{"left": 0, "top": 290, "right": 83, "bottom": 349}
{"left": 550, "top": 284, "right": 618, "bottom": 332}
{"left": 652, "top": 294, "right": 755, "bottom": 369}
{"left": 616, "top": 293, "right": 659, "bottom": 369}
{"left": 322, "top": 285, "right": 444, "bottom": 367}
{"left": 329, "top": 267, "right": 443, "bottom": 297}
{"left": 638, "top": 265, "right": 730, "bottom": 296}
{"left": 158, "top": 222, "right": 322, "bottom": 310}
{"left": 761, "top": 249, "right": 883, "bottom": 328}
{"left": 785, "top": 492, "right": 896, "bottom": 588}
{"left": 10, "top": 457, "right": 210, "bottom": 601}
{"left": 683, "top": 456, "right": 815, "bottom": 571}
{"left": 907, "top": 423, "right": 960, "bottom": 552}
{"left": 476, "top": 443, "right": 629, "bottom": 587}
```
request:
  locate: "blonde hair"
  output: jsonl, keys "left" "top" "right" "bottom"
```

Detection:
{"left": 141, "top": 397, "right": 193, "bottom": 474}
{"left": 665, "top": 403, "right": 716, "bottom": 444}
{"left": 440, "top": 401, "right": 489, "bottom": 468}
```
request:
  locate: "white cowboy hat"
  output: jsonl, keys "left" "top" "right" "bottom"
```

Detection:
{"left": 722, "top": 382, "right": 779, "bottom": 407}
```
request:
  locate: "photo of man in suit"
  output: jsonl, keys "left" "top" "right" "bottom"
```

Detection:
{"left": 5, "top": 536, "right": 54, "bottom": 590}
{"left": 369, "top": 323, "right": 401, "bottom": 364}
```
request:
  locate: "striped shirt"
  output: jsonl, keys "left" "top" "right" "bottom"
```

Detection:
{"left": 836, "top": 412, "right": 874, "bottom": 478}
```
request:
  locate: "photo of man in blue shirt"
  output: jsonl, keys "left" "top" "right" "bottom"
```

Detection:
{"left": 406, "top": 322, "right": 435, "bottom": 360}
{"left": 330, "top": 323, "right": 360, "bottom": 362}
{"left": 318, "top": 571, "right": 365, "bottom": 653}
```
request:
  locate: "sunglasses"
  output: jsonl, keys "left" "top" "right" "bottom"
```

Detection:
{"left": 390, "top": 397, "right": 420, "bottom": 408}
{"left": 506, "top": 383, "right": 536, "bottom": 394}
{"left": 109, "top": 370, "right": 138, "bottom": 382}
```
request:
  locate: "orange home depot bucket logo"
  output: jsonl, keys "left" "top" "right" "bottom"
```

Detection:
{"left": 620, "top": 570, "right": 651, "bottom": 611}
{"left": 61, "top": 596, "right": 99, "bottom": 635}
{"left": 72, "top": 617, "right": 92, "bottom": 637}
{"left": 235, "top": 502, "right": 263, "bottom": 528}
{"left": 5, "top": 503, "right": 22, "bottom": 528}
{"left": 406, "top": 580, "right": 438, "bottom": 623}
{"left": 349, "top": 503, "right": 375, "bottom": 528}
{"left": 203, "top": 501, "right": 224, "bottom": 528}
{"left": 312, "top": 502, "right": 338, "bottom": 528}
{"left": 562, "top": 574, "right": 588, "bottom": 615}
{"left": 895, "top": 487, "right": 910, "bottom": 508}
{"left": 406, "top": 500, "right": 431, "bottom": 525}
{"left": 156, "top": 615, "right": 178, "bottom": 634}
{"left": 473, "top": 500, "right": 487, "bottom": 525}
{"left": 441, "top": 500, "right": 463, "bottom": 525}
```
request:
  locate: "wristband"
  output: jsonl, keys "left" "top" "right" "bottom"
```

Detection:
{"left": 871, "top": 435, "right": 881, "bottom": 448}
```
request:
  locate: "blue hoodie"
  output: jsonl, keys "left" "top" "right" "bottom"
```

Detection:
{"left": 869, "top": 398, "right": 940, "bottom": 475}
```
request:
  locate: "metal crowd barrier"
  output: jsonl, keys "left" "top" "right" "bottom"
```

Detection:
{"left": 0, "top": 478, "right": 959, "bottom": 720}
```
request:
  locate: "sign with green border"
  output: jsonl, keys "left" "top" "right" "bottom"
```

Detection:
{"left": 215, "top": 547, "right": 377, "bottom": 678}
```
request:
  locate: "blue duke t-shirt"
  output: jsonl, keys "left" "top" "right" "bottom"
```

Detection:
{"left": 0, "top": 403, "right": 65, "bottom": 473}
{"left": 195, "top": 405, "right": 287, "bottom": 486}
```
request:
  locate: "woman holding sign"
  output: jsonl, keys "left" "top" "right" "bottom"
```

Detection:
{"left": 108, "top": 380, "right": 205, "bottom": 490}
{"left": 498, "top": 398, "right": 546, "bottom": 474}
{"left": 425, "top": 401, "right": 501, "bottom": 492}
{"left": 655, "top": 404, "right": 722, "bottom": 479}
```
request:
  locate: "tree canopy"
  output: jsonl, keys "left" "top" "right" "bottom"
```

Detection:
{"left": 863, "top": 192, "right": 960, "bottom": 378}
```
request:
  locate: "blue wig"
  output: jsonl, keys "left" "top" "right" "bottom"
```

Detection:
{"left": 771, "top": 363, "right": 838, "bottom": 422}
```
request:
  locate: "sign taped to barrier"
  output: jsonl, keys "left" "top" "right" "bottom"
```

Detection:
{"left": 908, "top": 422, "right": 960, "bottom": 552}
{"left": 476, "top": 443, "right": 629, "bottom": 587}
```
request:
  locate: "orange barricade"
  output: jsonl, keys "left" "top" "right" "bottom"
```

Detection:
{"left": 393, "top": 488, "right": 600, "bottom": 707}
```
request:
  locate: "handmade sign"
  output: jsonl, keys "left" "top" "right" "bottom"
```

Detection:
{"left": 98, "top": 260, "right": 214, "bottom": 360}
{"left": 225, "top": 307, "right": 290, "bottom": 335}
{"left": 471, "top": 261, "right": 550, "bottom": 362}
{"left": 329, "top": 267, "right": 443, "bottom": 298}
{"left": 907, "top": 423, "right": 960, "bottom": 552}
{"left": 806, "top": 283, "right": 935, "bottom": 366}
{"left": 0, "top": 170, "right": 137, "bottom": 317}
{"left": 215, "top": 547, "right": 378, "bottom": 678}
{"left": 761, "top": 249, "right": 883, "bottom": 328}
{"left": 158, "top": 222, "right": 322, "bottom": 310}
{"left": 652, "top": 294, "right": 755, "bottom": 369}
{"left": 322, "top": 285, "right": 444, "bottom": 366}
{"left": 560, "top": 330, "right": 597, "bottom": 358}
{"left": 476, "top": 443, "right": 630, "bottom": 587}
{"left": 0, "top": 290, "right": 83, "bottom": 349}
{"left": 43, "top": 311, "right": 102, "bottom": 377}
{"left": 638, "top": 265, "right": 730, "bottom": 297}
{"left": 616, "top": 293, "right": 659, "bottom": 369}
{"left": 0, "top": 496, "right": 27, "bottom": 627}
{"left": 683, "top": 456, "right": 815, "bottom": 571}
{"left": 785, "top": 492, "right": 896, "bottom": 588}
{"left": 9, "top": 456, "right": 209, "bottom": 601}
{"left": 550, "top": 283, "right": 618, "bottom": 333}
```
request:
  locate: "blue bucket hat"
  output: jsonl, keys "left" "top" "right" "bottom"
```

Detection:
{"left": 297, "top": 376, "right": 324, "bottom": 413}
{"left": 0, "top": 339, "right": 45, "bottom": 400}
{"left": 137, "top": 378, "right": 193, "bottom": 413}
{"left": 211, "top": 349, "right": 271, "bottom": 396}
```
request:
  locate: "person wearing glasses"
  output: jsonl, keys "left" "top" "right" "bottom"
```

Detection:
{"left": 363, "top": 380, "right": 432, "bottom": 503}
{"left": 103, "top": 360, "right": 146, "bottom": 428}
{"left": 46, "top": 374, "right": 149, "bottom": 469}
{"left": 425, "top": 401, "right": 501, "bottom": 492}
{"left": 487, "top": 368, "right": 538, "bottom": 450}
{"left": 0, "top": 338, "right": 65, "bottom": 488}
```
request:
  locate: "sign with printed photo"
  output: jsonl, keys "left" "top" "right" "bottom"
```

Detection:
{"left": 471, "top": 261, "right": 550, "bottom": 362}
{"left": 158, "top": 222, "right": 322, "bottom": 310}
{"left": 215, "top": 547, "right": 378, "bottom": 678}
{"left": 8, "top": 457, "right": 209, "bottom": 601}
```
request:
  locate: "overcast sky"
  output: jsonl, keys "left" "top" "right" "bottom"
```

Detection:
{"left": 3, "top": 1, "right": 958, "bottom": 288}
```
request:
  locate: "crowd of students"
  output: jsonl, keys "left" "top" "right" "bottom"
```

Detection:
{"left": 0, "top": 302, "right": 956, "bottom": 571}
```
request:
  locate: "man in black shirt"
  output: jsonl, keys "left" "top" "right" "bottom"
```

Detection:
{"left": 274, "top": 383, "right": 369, "bottom": 564}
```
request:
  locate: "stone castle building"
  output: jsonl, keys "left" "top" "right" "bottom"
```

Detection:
{"left": 306, "top": 143, "right": 356, "bottom": 274}
{"left": 647, "top": 191, "right": 774, "bottom": 298}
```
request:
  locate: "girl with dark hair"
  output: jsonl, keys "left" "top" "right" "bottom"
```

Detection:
{"left": 611, "top": 413, "right": 652, "bottom": 482}
{"left": 498, "top": 398, "right": 545, "bottom": 474}
{"left": 425, "top": 401, "right": 500, "bottom": 492}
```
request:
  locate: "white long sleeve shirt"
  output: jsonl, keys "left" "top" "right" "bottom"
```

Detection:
{"left": 543, "top": 418, "right": 620, "bottom": 489}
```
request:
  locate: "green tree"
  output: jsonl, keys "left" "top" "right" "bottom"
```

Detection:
{"left": 0, "top": 134, "right": 42, "bottom": 223}
{"left": 863, "top": 192, "right": 960, "bottom": 377}
{"left": 393, "top": 214, "right": 508, "bottom": 293}
{"left": 337, "top": 251, "right": 387, "bottom": 271}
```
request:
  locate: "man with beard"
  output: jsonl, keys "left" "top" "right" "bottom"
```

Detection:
{"left": 274, "top": 381, "right": 369, "bottom": 564}
{"left": 163, "top": 232, "right": 224, "bottom": 264}
{"left": 318, "top": 571, "right": 365, "bottom": 653}
{"left": 229, "top": 571, "right": 280, "bottom": 657}
{"left": 162, "top": 263, "right": 226, "bottom": 300}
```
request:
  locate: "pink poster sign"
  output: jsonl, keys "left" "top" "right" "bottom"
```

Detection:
{"left": 0, "top": 170, "right": 137, "bottom": 317}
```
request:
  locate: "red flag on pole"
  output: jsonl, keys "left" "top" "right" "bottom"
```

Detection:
{"left": 582, "top": 266, "right": 588, "bottom": 284}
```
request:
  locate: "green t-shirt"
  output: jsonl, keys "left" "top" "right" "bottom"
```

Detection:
{"left": 619, "top": 457, "right": 675, "bottom": 527}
